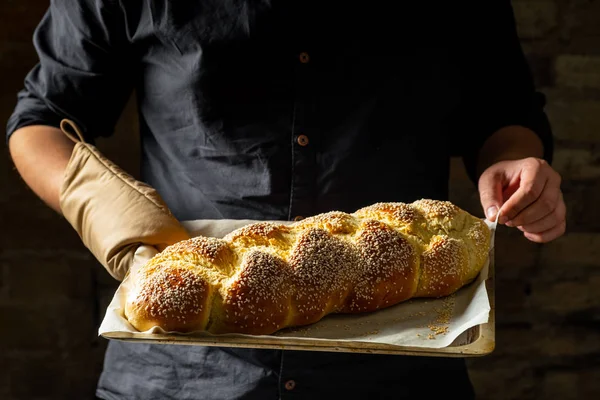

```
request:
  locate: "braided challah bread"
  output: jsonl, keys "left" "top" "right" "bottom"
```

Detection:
{"left": 124, "top": 199, "right": 491, "bottom": 335}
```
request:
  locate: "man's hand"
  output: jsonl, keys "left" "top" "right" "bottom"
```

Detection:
{"left": 478, "top": 157, "right": 566, "bottom": 243}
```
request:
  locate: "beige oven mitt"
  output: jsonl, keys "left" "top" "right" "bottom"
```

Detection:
{"left": 58, "top": 119, "right": 190, "bottom": 281}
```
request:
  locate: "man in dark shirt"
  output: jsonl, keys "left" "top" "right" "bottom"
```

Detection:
{"left": 6, "top": 1, "right": 566, "bottom": 399}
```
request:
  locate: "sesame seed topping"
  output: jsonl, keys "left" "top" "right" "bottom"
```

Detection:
{"left": 129, "top": 262, "right": 207, "bottom": 324}
{"left": 125, "top": 199, "right": 490, "bottom": 335}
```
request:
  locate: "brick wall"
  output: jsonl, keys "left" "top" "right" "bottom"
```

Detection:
{"left": 453, "top": 1, "right": 600, "bottom": 399}
{"left": 0, "top": 1, "right": 598, "bottom": 399}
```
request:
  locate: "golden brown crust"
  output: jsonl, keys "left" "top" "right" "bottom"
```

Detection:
{"left": 288, "top": 228, "right": 362, "bottom": 325}
{"left": 123, "top": 199, "right": 491, "bottom": 334}
{"left": 416, "top": 236, "right": 469, "bottom": 297}
{"left": 224, "top": 222, "right": 292, "bottom": 247}
{"left": 341, "top": 219, "right": 418, "bottom": 313}
{"left": 124, "top": 261, "right": 211, "bottom": 332}
{"left": 211, "top": 250, "right": 292, "bottom": 334}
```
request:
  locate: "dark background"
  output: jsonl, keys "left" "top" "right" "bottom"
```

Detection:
{"left": 1, "top": 1, "right": 599, "bottom": 399}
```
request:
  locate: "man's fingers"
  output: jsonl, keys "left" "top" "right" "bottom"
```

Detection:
{"left": 506, "top": 173, "right": 561, "bottom": 227}
{"left": 517, "top": 194, "right": 566, "bottom": 233}
{"left": 524, "top": 220, "right": 566, "bottom": 243}
{"left": 478, "top": 168, "right": 504, "bottom": 221}
{"left": 498, "top": 159, "right": 548, "bottom": 224}
{"left": 478, "top": 157, "right": 566, "bottom": 243}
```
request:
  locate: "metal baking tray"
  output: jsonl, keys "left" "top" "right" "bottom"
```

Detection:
{"left": 100, "top": 219, "right": 496, "bottom": 357}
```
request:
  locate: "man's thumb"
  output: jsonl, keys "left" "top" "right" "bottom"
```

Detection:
{"left": 478, "top": 170, "right": 504, "bottom": 222}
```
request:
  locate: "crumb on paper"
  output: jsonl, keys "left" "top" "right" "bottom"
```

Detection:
{"left": 428, "top": 325, "right": 449, "bottom": 335}
{"left": 426, "top": 294, "right": 455, "bottom": 338}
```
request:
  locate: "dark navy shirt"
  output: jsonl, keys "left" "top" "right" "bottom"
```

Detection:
{"left": 7, "top": 1, "right": 553, "bottom": 399}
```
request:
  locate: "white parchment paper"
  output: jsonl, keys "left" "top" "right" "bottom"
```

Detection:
{"left": 99, "top": 217, "right": 496, "bottom": 349}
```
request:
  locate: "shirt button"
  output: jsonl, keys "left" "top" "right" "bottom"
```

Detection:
{"left": 293, "top": 216, "right": 303, "bottom": 221}
{"left": 285, "top": 380, "right": 296, "bottom": 390}
{"left": 297, "top": 134, "right": 309, "bottom": 146}
{"left": 299, "top": 52, "right": 310, "bottom": 63}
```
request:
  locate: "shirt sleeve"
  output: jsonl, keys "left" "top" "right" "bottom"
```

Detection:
{"left": 5, "top": 0, "right": 134, "bottom": 144}
{"left": 448, "top": 0, "right": 554, "bottom": 184}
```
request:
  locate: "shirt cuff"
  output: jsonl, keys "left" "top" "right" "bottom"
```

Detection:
{"left": 461, "top": 92, "right": 554, "bottom": 184}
